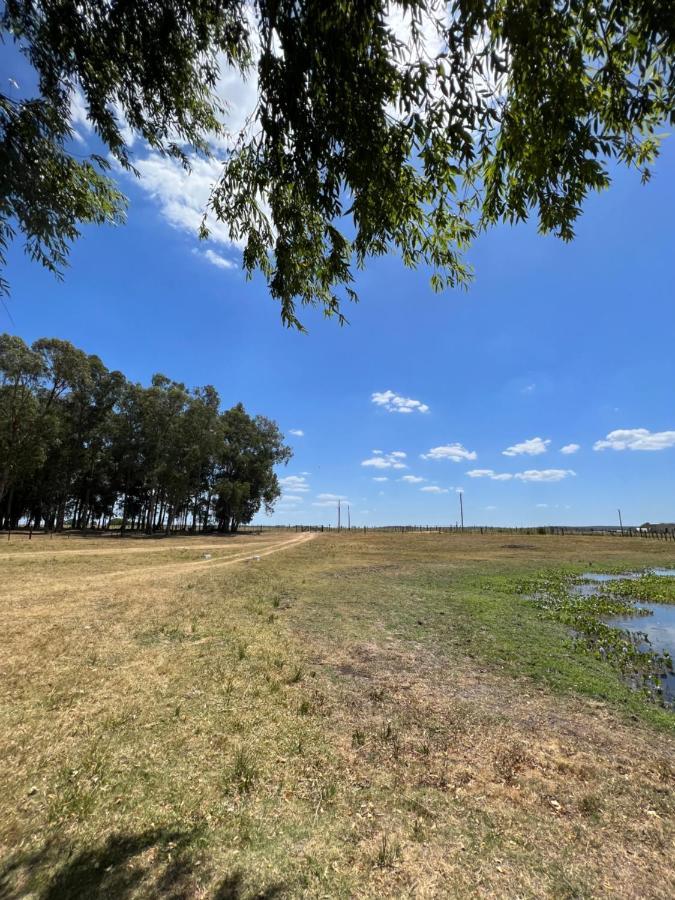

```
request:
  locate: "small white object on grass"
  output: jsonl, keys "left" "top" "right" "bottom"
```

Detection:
{"left": 203, "top": 553, "right": 212, "bottom": 560}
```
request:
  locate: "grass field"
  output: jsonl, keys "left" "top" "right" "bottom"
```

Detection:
{"left": 1, "top": 531, "right": 674, "bottom": 899}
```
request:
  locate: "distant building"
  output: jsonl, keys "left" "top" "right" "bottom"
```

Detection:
{"left": 640, "top": 522, "right": 675, "bottom": 534}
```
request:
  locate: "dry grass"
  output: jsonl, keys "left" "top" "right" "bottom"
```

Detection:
{"left": 0, "top": 531, "right": 674, "bottom": 898}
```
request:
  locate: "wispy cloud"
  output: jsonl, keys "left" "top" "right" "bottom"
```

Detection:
{"left": 560, "top": 443, "right": 580, "bottom": 455}
{"left": 466, "top": 469, "right": 513, "bottom": 481}
{"left": 279, "top": 475, "right": 310, "bottom": 493}
{"left": 195, "top": 248, "right": 236, "bottom": 270}
{"left": 288, "top": 429, "right": 304, "bottom": 437}
{"left": 116, "top": 54, "right": 260, "bottom": 259}
{"left": 134, "top": 154, "right": 242, "bottom": 250}
{"left": 515, "top": 469, "right": 576, "bottom": 482}
{"left": 593, "top": 429, "right": 675, "bottom": 452}
{"left": 361, "top": 451, "right": 407, "bottom": 470}
{"left": 421, "top": 443, "right": 477, "bottom": 462}
{"left": 312, "top": 493, "right": 349, "bottom": 507}
{"left": 371, "top": 390, "right": 429, "bottom": 414}
{"left": 420, "top": 485, "right": 448, "bottom": 494}
{"left": 372, "top": 476, "right": 388, "bottom": 482}
{"left": 502, "top": 437, "right": 550, "bottom": 457}
{"left": 467, "top": 468, "right": 575, "bottom": 482}
{"left": 399, "top": 475, "right": 425, "bottom": 484}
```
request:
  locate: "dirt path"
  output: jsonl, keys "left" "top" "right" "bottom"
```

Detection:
{"left": 0, "top": 537, "right": 283, "bottom": 561}
{"left": 104, "top": 531, "right": 316, "bottom": 585}
{"left": 0, "top": 533, "right": 317, "bottom": 613}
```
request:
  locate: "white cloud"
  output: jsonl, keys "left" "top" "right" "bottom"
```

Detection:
{"left": 312, "top": 493, "right": 349, "bottom": 507}
{"left": 514, "top": 469, "right": 575, "bottom": 482}
{"left": 361, "top": 451, "right": 407, "bottom": 470}
{"left": 69, "top": 89, "right": 92, "bottom": 143}
{"left": 133, "top": 154, "right": 241, "bottom": 250}
{"left": 420, "top": 485, "right": 449, "bottom": 494}
{"left": 400, "top": 475, "right": 425, "bottom": 484}
{"left": 521, "top": 384, "right": 536, "bottom": 394}
{"left": 421, "top": 443, "right": 477, "bottom": 462}
{"left": 371, "top": 390, "right": 429, "bottom": 415}
{"left": 69, "top": 88, "right": 136, "bottom": 147}
{"left": 560, "top": 443, "right": 580, "bottom": 455}
{"left": 467, "top": 468, "right": 575, "bottom": 482}
{"left": 279, "top": 475, "right": 310, "bottom": 493}
{"left": 467, "top": 469, "right": 513, "bottom": 481}
{"left": 536, "top": 503, "right": 549, "bottom": 508}
{"left": 278, "top": 494, "right": 303, "bottom": 504}
{"left": 502, "top": 437, "right": 550, "bottom": 457}
{"left": 195, "top": 248, "right": 236, "bottom": 270}
{"left": 288, "top": 429, "right": 304, "bottom": 437}
{"left": 593, "top": 429, "right": 675, "bottom": 452}
{"left": 129, "top": 49, "right": 260, "bottom": 227}
{"left": 372, "top": 477, "right": 388, "bottom": 482}
{"left": 69, "top": 42, "right": 264, "bottom": 266}
{"left": 485, "top": 505, "right": 497, "bottom": 510}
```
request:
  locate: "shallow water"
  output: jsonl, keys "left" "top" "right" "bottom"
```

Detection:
{"left": 576, "top": 570, "right": 675, "bottom": 704}
{"left": 605, "top": 603, "right": 675, "bottom": 702}
{"left": 581, "top": 572, "right": 632, "bottom": 582}
{"left": 580, "top": 568, "right": 675, "bottom": 582}
{"left": 575, "top": 570, "right": 675, "bottom": 599}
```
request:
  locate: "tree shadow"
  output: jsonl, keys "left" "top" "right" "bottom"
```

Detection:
{"left": 213, "top": 873, "right": 287, "bottom": 899}
{"left": 0, "top": 827, "right": 287, "bottom": 899}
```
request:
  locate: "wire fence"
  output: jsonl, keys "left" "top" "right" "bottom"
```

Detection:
{"left": 2, "top": 524, "right": 674, "bottom": 541}
{"left": 237, "top": 524, "right": 675, "bottom": 540}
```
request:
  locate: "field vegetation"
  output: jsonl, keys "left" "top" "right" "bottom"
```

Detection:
{"left": 1, "top": 531, "right": 674, "bottom": 898}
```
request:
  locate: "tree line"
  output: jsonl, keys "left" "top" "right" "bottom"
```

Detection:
{"left": 0, "top": 334, "right": 291, "bottom": 533}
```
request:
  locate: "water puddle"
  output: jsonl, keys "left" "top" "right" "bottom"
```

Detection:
{"left": 581, "top": 568, "right": 675, "bottom": 581}
{"left": 578, "top": 569, "right": 675, "bottom": 704}
{"left": 604, "top": 603, "right": 675, "bottom": 703}
{"left": 581, "top": 572, "right": 634, "bottom": 582}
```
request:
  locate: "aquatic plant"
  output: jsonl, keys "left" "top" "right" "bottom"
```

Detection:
{"left": 600, "top": 574, "right": 675, "bottom": 605}
{"left": 516, "top": 571, "right": 674, "bottom": 708}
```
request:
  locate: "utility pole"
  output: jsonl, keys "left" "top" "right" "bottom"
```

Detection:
{"left": 337, "top": 499, "right": 341, "bottom": 531}
{"left": 459, "top": 491, "right": 464, "bottom": 530}
{"left": 618, "top": 508, "right": 624, "bottom": 536}
{"left": 347, "top": 504, "right": 351, "bottom": 530}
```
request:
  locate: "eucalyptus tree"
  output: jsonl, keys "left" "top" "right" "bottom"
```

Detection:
{"left": 0, "top": 334, "right": 46, "bottom": 524}
{"left": 0, "top": 334, "right": 291, "bottom": 531}
{"left": 213, "top": 404, "right": 292, "bottom": 532}
{"left": 2, "top": 1, "right": 673, "bottom": 325}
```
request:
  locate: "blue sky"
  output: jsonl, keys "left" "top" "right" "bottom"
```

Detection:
{"left": 3, "top": 51, "right": 675, "bottom": 527}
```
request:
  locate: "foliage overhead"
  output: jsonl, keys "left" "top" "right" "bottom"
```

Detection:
{"left": 2, "top": 1, "right": 674, "bottom": 325}
{"left": 0, "top": 334, "right": 291, "bottom": 532}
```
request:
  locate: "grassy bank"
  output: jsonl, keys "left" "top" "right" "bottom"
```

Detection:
{"left": 1, "top": 532, "right": 673, "bottom": 898}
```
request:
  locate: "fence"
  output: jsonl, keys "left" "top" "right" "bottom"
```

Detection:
{"left": 2, "top": 524, "right": 674, "bottom": 541}
{"left": 236, "top": 524, "right": 675, "bottom": 539}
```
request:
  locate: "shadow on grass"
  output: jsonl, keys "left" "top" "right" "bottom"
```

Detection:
{"left": 0, "top": 827, "right": 286, "bottom": 899}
